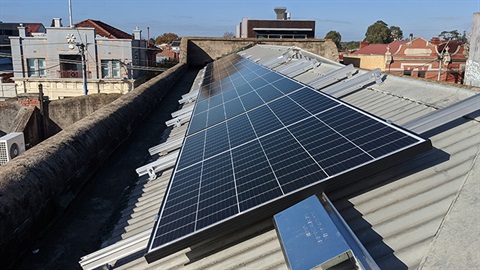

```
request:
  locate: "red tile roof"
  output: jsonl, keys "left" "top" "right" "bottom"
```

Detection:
{"left": 25, "top": 23, "right": 44, "bottom": 33}
{"left": 438, "top": 41, "right": 464, "bottom": 55}
{"left": 353, "top": 40, "right": 408, "bottom": 55}
{"left": 75, "top": 19, "right": 132, "bottom": 39}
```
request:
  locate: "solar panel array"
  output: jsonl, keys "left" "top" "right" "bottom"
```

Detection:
{"left": 145, "top": 53, "right": 430, "bottom": 261}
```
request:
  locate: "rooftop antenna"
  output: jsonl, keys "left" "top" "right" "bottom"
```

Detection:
{"left": 68, "top": 0, "right": 73, "bottom": 27}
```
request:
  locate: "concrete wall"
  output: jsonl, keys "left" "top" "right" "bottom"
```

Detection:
{"left": 47, "top": 93, "right": 121, "bottom": 130}
{"left": 0, "top": 93, "right": 121, "bottom": 148}
{"left": 185, "top": 37, "right": 339, "bottom": 67}
{"left": 0, "top": 62, "right": 187, "bottom": 268}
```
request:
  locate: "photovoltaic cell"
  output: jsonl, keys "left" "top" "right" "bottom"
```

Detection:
{"left": 145, "top": 53, "right": 431, "bottom": 262}
{"left": 255, "top": 84, "right": 284, "bottom": 103}
{"left": 247, "top": 106, "right": 284, "bottom": 137}
{"left": 239, "top": 91, "right": 264, "bottom": 111}
{"left": 232, "top": 140, "right": 283, "bottom": 211}
{"left": 226, "top": 114, "right": 256, "bottom": 148}
{"left": 267, "top": 97, "right": 311, "bottom": 126}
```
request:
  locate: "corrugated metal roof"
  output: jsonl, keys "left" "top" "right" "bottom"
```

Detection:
{"left": 81, "top": 44, "right": 480, "bottom": 270}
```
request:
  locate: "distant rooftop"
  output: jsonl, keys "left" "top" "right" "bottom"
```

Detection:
{"left": 353, "top": 40, "right": 407, "bottom": 55}
{"left": 75, "top": 19, "right": 133, "bottom": 39}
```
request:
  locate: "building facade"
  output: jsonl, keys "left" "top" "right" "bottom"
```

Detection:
{"left": 236, "top": 7, "right": 315, "bottom": 39}
{"left": 344, "top": 37, "right": 467, "bottom": 84}
{"left": 10, "top": 18, "right": 156, "bottom": 99}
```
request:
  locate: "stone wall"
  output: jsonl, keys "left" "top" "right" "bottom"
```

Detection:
{"left": 185, "top": 37, "right": 339, "bottom": 67}
{"left": 0, "top": 62, "right": 187, "bottom": 269}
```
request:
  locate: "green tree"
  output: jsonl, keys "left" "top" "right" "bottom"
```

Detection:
{"left": 390, "top": 26, "right": 403, "bottom": 41}
{"left": 439, "top": 30, "right": 461, "bottom": 41}
{"left": 461, "top": 30, "right": 468, "bottom": 42}
{"left": 341, "top": 41, "right": 360, "bottom": 51}
{"left": 365, "top": 20, "right": 393, "bottom": 44}
{"left": 325, "top": 30, "right": 342, "bottom": 50}
{"left": 155, "top": 33, "right": 179, "bottom": 44}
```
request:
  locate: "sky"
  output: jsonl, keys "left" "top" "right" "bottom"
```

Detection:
{"left": 0, "top": 0, "right": 478, "bottom": 41}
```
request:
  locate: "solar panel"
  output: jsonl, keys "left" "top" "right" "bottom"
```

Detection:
{"left": 145, "top": 53, "right": 432, "bottom": 262}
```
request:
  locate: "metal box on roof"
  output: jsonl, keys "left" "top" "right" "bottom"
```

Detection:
{"left": 273, "top": 195, "right": 379, "bottom": 270}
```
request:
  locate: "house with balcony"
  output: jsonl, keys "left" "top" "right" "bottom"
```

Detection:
{"left": 9, "top": 18, "right": 157, "bottom": 99}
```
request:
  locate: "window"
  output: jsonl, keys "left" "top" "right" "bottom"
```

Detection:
{"left": 403, "top": 70, "right": 412, "bottom": 76}
{"left": 418, "top": 71, "right": 426, "bottom": 78}
{"left": 27, "top": 58, "right": 46, "bottom": 77}
{"left": 101, "top": 60, "right": 121, "bottom": 78}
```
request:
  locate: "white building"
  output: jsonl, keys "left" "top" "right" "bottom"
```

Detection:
{"left": 10, "top": 18, "right": 157, "bottom": 99}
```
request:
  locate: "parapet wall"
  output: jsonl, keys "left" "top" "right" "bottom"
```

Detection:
{"left": 0, "top": 62, "right": 187, "bottom": 268}
{"left": 186, "top": 37, "right": 339, "bottom": 67}
{"left": 47, "top": 93, "right": 122, "bottom": 130}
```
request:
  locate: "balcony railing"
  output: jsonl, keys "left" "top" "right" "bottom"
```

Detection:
{"left": 57, "top": 70, "right": 92, "bottom": 79}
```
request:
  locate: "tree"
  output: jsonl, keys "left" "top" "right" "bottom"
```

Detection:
{"left": 390, "top": 26, "right": 403, "bottom": 41}
{"left": 223, "top": 32, "right": 235, "bottom": 38}
{"left": 461, "top": 30, "right": 468, "bottom": 42}
{"left": 155, "top": 33, "right": 179, "bottom": 44}
{"left": 365, "top": 20, "right": 393, "bottom": 44}
{"left": 341, "top": 41, "right": 360, "bottom": 51}
{"left": 439, "top": 30, "right": 461, "bottom": 41}
{"left": 325, "top": 30, "right": 342, "bottom": 50}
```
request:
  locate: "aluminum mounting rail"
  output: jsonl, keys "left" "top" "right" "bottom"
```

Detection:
{"left": 306, "top": 64, "right": 356, "bottom": 90}
{"left": 276, "top": 59, "right": 316, "bottom": 78}
{"left": 136, "top": 150, "right": 179, "bottom": 178}
{"left": 263, "top": 55, "right": 288, "bottom": 69}
{"left": 322, "top": 68, "right": 382, "bottom": 97}
{"left": 403, "top": 94, "right": 480, "bottom": 135}
{"left": 148, "top": 137, "right": 184, "bottom": 156}
{"left": 79, "top": 230, "right": 150, "bottom": 270}
{"left": 178, "top": 90, "right": 199, "bottom": 104}
{"left": 165, "top": 113, "right": 191, "bottom": 127}
{"left": 171, "top": 104, "right": 195, "bottom": 118}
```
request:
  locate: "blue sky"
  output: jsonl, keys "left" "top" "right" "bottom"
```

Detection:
{"left": 0, "top": 0, "right": 478, "bottom": 41}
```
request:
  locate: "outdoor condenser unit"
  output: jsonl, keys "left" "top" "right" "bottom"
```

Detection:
{"left": 0, "top": 132, "right": 26, "bottom": 165}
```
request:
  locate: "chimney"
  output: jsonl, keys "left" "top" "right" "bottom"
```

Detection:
{"left": 133, "top": 27, "right": 142, "bottom": 40}
{"left": 53, "top": 18, "right": 62, "bottom": 27}
{"left": 409, "top": 33, "right": 413, "bottom": 41}
{"left": 18, "top": 24, "right": 27, "bottom": 38}
{"left": 359, "top": 41, "right": 369, "bottom": 49}
{"left": 286, "top": 12, "right": 291, "bottom": 20}
{"left": 430, "top": 37, "right": 440, "bottom": 45}
{"left": 274, "top": 7, "right": 287, "bottom": 20}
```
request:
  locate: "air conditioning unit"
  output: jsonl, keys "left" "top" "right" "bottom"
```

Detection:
{"left": 0, "top": 132, "right": 26, "bottom": 165}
